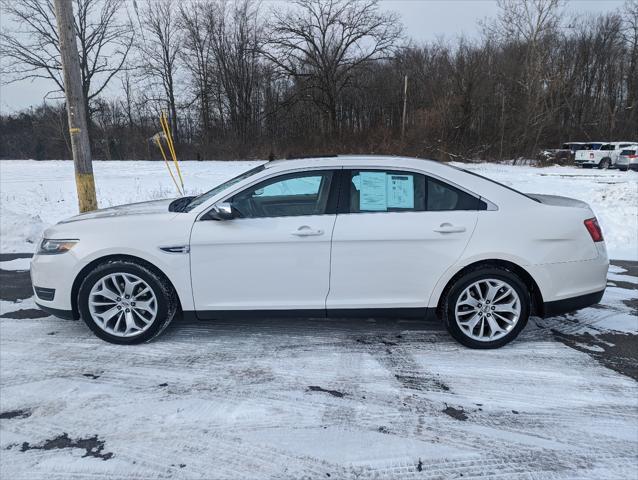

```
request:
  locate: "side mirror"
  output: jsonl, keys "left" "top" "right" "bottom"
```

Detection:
{"left": 205, "top": 202, "right": 235, "bottom": 221}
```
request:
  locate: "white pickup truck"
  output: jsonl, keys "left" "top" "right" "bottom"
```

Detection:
{"left": 575, "top": 141, "right": 638, "bottom": 169}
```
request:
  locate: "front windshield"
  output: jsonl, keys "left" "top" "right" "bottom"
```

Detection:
{"left": 184, "top": 164, "right": 266, "bottom": 212}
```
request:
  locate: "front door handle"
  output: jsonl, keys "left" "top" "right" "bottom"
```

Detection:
{"left": 292, "top": 225, "right": 324, "bottom": 237}
{"left": 433, "top": 223, "right": 466, "bottom": 234}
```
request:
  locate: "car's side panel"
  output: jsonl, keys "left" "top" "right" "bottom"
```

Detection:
{"left": 189, "top": 214, "right": 337, "bottom": 311}
{"left": 327, "top": 210, "right": 478, "bottom": 310}
{"left": 425, "top": 206, "right": 608, "bottom": 308}
{"left": 32, "top": 214, "right": 195, "bottom": 313}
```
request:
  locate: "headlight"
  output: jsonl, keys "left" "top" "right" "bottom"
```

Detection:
{"left": 38, "top": 239, "right": 79, "bottom": 255}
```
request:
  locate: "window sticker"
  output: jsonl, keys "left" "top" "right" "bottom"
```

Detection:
{"left": 359, "top": 171, "right": 387, "bottom": 211}
{"left": 387, "top": 174, "right": 414, "bottom": 208}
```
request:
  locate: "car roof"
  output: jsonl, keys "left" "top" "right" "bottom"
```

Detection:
{"left": 265, "top": 155, "right": 467, "bottom": 178}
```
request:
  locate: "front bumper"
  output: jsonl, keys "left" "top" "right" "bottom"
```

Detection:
{"left": 35, "top": 302, "right": 76, "bottom": 320}
{"left": 30, "top": 251, "right": 81, "bottom": 315}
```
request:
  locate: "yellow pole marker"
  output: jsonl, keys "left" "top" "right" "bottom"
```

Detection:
{"left": 161, "top": 112, "right": 183, "bottom": 189}
{"left": 161, "top": 112, "right": 184, "bottom": 191}
{"left": 154, "top": 135, "right": 182, "bottom": 196}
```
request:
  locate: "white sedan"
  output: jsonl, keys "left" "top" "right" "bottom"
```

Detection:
{"left": 31, "top": 156, "right": 609, "bottom": 348}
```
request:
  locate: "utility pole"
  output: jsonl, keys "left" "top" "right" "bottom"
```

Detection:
{"left": 401, "top": 75, "right": 408, "bottom": 140}
{"left": 54, "top": 0, "right": 97, "bottom": 212}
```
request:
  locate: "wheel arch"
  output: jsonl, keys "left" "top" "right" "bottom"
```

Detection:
{"left": 70, "top": 254, "right": 182, "bottom": 320}
{"left": 433, "top": 259, "right": 545, "bottom": 318}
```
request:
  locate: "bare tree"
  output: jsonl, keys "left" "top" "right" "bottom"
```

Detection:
{"left": 137, "top": 0, "right": 181, "bottom": 143}
{"left": 0, "top": 0, "right": 134, "bottom": 124}
{"left": 623, "top": 0, "right": 638, "bottom": 125}
{"left": 265, "top": 0, "right": 402, "bottom": 134}
{"left": 209, "top": 0, "right": 264, "bottom": 142}
{"left": 179, "top": 1, "right": 215, "bottom": 137}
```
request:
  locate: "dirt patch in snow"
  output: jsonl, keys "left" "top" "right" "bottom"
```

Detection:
{"left": 553, "top": 330, "right": 638, "bottom": 381}
{"left": 0, "top": 409, "right": 32, "bottom": 420}
{"left": 13, "top": 433, "right": 113, "bottom": 460}
{"left": 395, "top": 374, "right": 450, "bottom": 392}
{"left": 442, "top": 405, "right": 468, "bottom": 421}
{"left": 308, "top": 386, "right": 346, "bottom": 398}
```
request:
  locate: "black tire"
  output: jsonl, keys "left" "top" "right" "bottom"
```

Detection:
{"left": 619, "top": 167, "right": 628, "bottom": 172}
{"left": 598, "top": 158, "right": 611, "bottom": 170}
{"left": 442, "top": 266, "right": 530, "bottom": 349}
{"left": 78, "top": 260, "right": 177, "bottom": 344}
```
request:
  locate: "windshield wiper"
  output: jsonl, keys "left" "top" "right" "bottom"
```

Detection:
{"left": 168, "top": 196, "right": 196, "bottom": 213}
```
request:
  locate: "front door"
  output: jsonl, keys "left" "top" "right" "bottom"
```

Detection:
{"left": 327, "top": 169, "right": 479, "bottom": 313}
{"left": 190, "top": 169, "right": 338, "bottom": 316}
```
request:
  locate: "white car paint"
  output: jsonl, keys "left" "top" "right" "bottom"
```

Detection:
{"left": 31, "top": 156, "right": 608, "bottom": 327}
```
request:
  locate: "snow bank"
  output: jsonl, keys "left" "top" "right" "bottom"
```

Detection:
{"left": 1, "top": 160, "right": 636, "bottom": 259}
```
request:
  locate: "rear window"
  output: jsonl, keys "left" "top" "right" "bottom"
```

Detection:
{"left": 453, "top": 167, "right": 540, "bottom": 203}
{"left": 621, "top": 149, "right": 636, "bottom": 155}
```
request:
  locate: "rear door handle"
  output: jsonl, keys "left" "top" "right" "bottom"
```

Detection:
{"left": 292, "top": 225, "right": 324, "bottom": 237}
{"left": 433, "top": 223, "right": 466, "bottom": 234}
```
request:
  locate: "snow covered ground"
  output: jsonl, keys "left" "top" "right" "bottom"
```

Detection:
{"left": 0, "top": 257, "right": 636, "bottom": 479}
{"left": 1, "top": 159, "right": 637, "bottom": 259}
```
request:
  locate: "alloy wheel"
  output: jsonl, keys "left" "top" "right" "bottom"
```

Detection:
{"left": 454, "top": 278, "right": 521, "bottom": 342}
{"left": 88, "top": 272, "right": 158, "bottom": 337}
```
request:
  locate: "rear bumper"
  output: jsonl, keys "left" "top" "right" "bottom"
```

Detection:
{"left": 543, "top": 289, "right": 605, "bottom": 317}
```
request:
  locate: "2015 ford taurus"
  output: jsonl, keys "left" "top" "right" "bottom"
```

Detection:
{"left": 31, "top": 156, "right": 609, "bottom": 348}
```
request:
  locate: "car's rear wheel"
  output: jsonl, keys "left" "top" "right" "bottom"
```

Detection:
{"left": 599, "top": 158, "right": 611, "bottom": 169}
{"left": 442, "top": 267, "right": 530, "bottom": 349}
{"left": 78, "top": 260, "right": 177, "bottom": 344}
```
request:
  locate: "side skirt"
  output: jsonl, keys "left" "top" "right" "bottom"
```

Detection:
{"left": 186, "top": 308, "right": 437, "bottom": 321}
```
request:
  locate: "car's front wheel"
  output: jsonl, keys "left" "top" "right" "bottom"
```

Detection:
{"left": 78, "top": 260, "right": 177, "bottom": 344}
{"left": 442, "top": 267, "right": 530, "bottom": 349}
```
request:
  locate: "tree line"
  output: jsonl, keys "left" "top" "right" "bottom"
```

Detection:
{"left": 1, "top": 0, "right": 636, "bottom": 162}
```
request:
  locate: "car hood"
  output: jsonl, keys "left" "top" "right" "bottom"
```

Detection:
{"left": 59, "top": 198, "right": 175, "bottom": 224}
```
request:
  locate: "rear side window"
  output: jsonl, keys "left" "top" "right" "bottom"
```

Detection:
{"left": 346, "top": 170, "right": 484, "bottom": 213}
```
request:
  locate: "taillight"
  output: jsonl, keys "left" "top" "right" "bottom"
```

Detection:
{"left": 584, "top": 218, "right": 603, "bottom": 242}
{"left": 627, "top": 154, "right": 638, "bottom": 159}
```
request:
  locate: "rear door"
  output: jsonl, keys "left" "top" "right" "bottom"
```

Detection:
{"left": 326, "top": 169, "right": 480, "bottom": 314}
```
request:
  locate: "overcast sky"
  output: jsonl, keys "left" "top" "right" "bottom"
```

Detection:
{"left": 0, "top": 0, "right": 626, "bottom": 113}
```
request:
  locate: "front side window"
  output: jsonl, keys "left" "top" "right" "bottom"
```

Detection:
{"left": 231, "top": 170, "right": 334, "bottom": 218}
{"left": 347, "top": 170, "right": 483, "bottom": 213}
{"left": 185, "top": 164, "right": 265, "bottom": 211}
